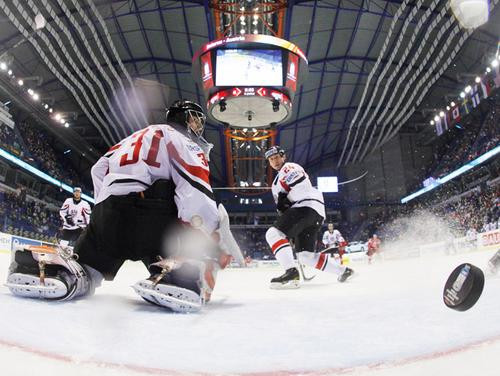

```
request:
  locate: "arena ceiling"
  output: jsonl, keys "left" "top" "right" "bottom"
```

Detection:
{"left": 0, "top": 0, "right": 498, "bottom": 186}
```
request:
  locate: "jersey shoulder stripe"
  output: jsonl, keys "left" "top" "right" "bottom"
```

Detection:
{"left": 172, "top": 163, "right": 215, "bottom": 201}
{"left": 167, "top": 141, "right": 210, "bottom": 185}
{"left": 288, "top": 175, "right": 306, "bottom": 188}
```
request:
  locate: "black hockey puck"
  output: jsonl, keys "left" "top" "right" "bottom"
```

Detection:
{"left": 443, "top": 263, "right": 484, "bottom": 311}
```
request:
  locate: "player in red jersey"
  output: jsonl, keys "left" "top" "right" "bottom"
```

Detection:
{"left": 366, "top": 234, "right": 381, "bottom": 264}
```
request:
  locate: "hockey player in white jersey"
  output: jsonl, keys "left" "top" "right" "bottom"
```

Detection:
{"left": 264, "top": 146, "right": 354, "bottom": 289}
{"left": 7, "top": 100, "right": 240, "bottom": 313}
{"left": 59, "top": 187, "right": 91, "bottom": 246}
{"left": 322, "top": 223, "right": 344, "bottom": 248}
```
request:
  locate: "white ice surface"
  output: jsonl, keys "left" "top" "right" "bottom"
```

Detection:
{"left": 1, "top": 249, "right": 500, "bottom": 376}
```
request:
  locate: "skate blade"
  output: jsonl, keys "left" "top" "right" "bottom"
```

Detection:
{"left": 6, "top": 273, "right": 67, "bottom": 299}
{"left": 270, "top": 280, "right": 300, "bottom": 290}
{"left": 132, "top": 280, "right": 202, "bottom": 313}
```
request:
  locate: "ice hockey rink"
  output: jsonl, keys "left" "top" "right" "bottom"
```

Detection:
{"left": 1, "top": 247, "right": 499, "bottom": 376}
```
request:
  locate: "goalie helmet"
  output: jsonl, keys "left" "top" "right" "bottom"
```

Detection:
{"left": 264, "top": 145, "right": 285, "bottom": 159}
{"left": 166, "top": 100, "right": 207, "bottom": 138}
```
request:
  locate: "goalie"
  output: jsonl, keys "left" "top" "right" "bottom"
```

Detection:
{"left": 6, "top": 100, "right": 242, "bottom": 313}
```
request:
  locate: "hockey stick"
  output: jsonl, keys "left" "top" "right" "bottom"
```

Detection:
{"left": 291, "top": 240, "right": 316, "bottom": 281}
{"left": 211, "top": 171, "right": 368, "bottom": 190}
{"left": 297, "top": 260, "right": 316, "bottom": 281}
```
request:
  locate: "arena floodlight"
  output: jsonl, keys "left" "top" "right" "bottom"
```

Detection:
{"left": 0, "top": 62, "right": 7, "bottom": 70}
{"left": 54, "top": 113, "right": 61, "bottom": 120}
{"left": 450, "top": 101, "right": 456, "bottom": 107}
{"left": 434, "top": 115, "right": 440, "bottom": 121}
{"left": 49, "top": 108, "right": 53, "bottom": 113}
{"left": 450, "top": 0, "right": 489, "bottom": 29}
{"left": 32, "top": 93, "right": 39, "bottom": 101}
{"left": 460, "top": 92, "right": 466, "bottom": 98}
{"left": 64, "top": 122, "right": 69, "bottom": 128}
{"left": 446, "top": 106, "right": 450, "bottom": 111}
{"left": 7, "top": 69, "right": 12, "bottom": 75}
{"left": 17, "top": 79, "right": 23, "bottom": 86}
{"left": 475, "top": 76, "right": 481, "bottom": 83}
{"left": 27, "top": 88, "right": 34, "bottom": 95}
{"left": 34, "top": 14, "right": 46, "bottom": 30}
{"left": 439, "top": 111, "right": 445, "bottom": 117}
{"left": 430, "top": 120, "right": 435, "bottom": 125}
{"left": 486, "top": 67, "right": 491, "bottom": 73}
{"left": 464, "top": 85, "right": 472, "bottom": 93}
{"left": 492, "top": 59, "right": 499, "bottom": 68}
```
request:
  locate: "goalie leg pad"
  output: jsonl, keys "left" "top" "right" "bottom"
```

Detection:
{"left": 5, "top": 247, "right": 96, "bottom": 301}
{"left": 132, "top": 280, "right": 202, "bottom": 313}
{"left": 132, "top": 260, "right": 210, "bottom": 313}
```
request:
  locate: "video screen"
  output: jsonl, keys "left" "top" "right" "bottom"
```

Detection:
{"left": 215, "top": 49, "right": 283, "bottom": 86}
{"left": 317, "top": 176, "right": 338, "bottom": 193}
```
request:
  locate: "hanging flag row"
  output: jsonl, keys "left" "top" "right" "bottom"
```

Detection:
{"left": 433, "top": 61, "right": 500, "bottom": 136}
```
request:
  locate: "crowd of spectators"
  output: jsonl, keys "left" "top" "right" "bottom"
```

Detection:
{"left": 16, "top": 122, "right": 85, "bottom": 189}
{"left": 442, "top": 185, "right": 499, "bottom": 235}
{"left": 0, "top": 123, "right": 27, "bottom": 159}
{"left": 0, "top": 188, "right": 61, "bottom": 242}
{"left": 0, "top": 121, "right": 91, "bottom": 193}
{"left": 232, "top": 227, "right": 269, "bottom": 259}
{"left": 426, "top": 94, "right": 499, "bottom": 180}
{"left": 361, "top": 184, "right": 499, "bottom": 245}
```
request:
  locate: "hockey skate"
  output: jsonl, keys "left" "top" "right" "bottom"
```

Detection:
{"left": 270, "top": 267, "right": 300, "bottom": 289}
{"left": 338, "top": 267, "right": 354, "bottom": 282}
{"left": 132, "top": 259, "right": 204, "bottom": 313}
{"left": 6, "top": 245, "right": 93, "bottom": 300}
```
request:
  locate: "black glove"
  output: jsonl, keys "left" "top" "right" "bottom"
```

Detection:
{"left": 277, "top": 192, "right": 292, "bottom": 213}
{"left": 65, "top": 214, "right": 74, "bottom": 226}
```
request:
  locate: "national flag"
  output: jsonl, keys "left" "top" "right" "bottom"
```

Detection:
{"left": 480, "top": 78, "right": 491, "bottom": 98}
{"left": 471, "top": 85, "right": 480, "bottom": 107}
{"left": 451, "top": 105, "right": 461, "bottom": 122}
{"left": 461, "top": 97, "right": 472, "bottom": 114}
{"left": 435, "top": 117, "right": 443, "bottom": 136}
{"left": 444, "top": 110, "right": 452, "bottom": 130}
{"left": 495, "top": 65, "right": 500, "bottom": 88}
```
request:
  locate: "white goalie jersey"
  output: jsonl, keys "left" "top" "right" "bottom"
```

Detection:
{"left": 91, "top": 124, "right": 219, "bottom": 234}
{"left": 271, "top": 162, "right": 325, "bottom": 219}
